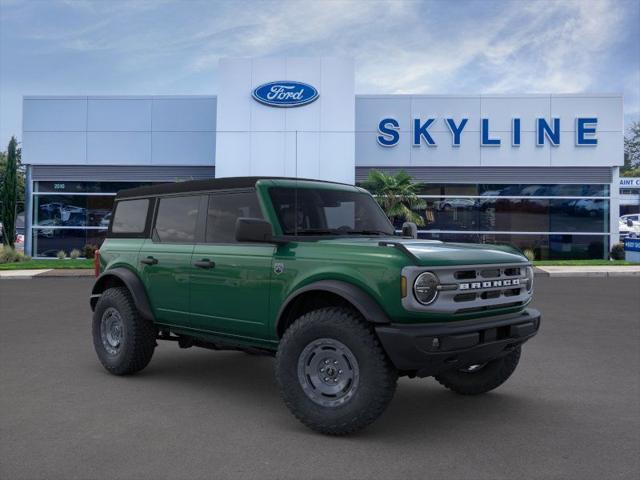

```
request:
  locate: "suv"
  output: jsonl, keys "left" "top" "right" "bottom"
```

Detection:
{"left": 90, "top": 177, "right": 540, "bottom": 435}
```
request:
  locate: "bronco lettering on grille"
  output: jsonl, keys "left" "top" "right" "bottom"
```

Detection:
{"left": 459, "top": 279, "right": 520, "bottom": 290}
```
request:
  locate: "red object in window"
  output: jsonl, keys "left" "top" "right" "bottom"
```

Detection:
{"left": 94, "top": 250, "right": 101, "bottom": 277}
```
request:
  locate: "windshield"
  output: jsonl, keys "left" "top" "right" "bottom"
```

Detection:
{"left": 268, "top": 187, "right": 395, "bottom": 236}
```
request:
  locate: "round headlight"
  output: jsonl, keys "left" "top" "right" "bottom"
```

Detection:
{"left": 525, "top": 266, "right": 534, "bottom": 293}
{"left": 414, "top": 272, "right": 439, "bottom": 305}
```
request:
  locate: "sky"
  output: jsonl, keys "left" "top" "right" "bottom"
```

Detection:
{"left": 0, "top": 0, "right": 639, "bottom": 147}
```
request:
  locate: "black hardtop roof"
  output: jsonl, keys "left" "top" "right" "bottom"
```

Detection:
{"left": 115, "top": 176, "right": 354, "bottom": 199}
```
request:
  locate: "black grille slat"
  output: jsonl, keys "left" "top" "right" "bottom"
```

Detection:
{"left": 454, "top": 293, "right": 477, "bottom": 302}
{"left": 480, "top": 269, "right": 500, "bottom": 278}
{"left": 455, "top": 270, "right": 476, "bottom": 280}
{"left": 455, "top": 301, "right": 524, "bottom": 314}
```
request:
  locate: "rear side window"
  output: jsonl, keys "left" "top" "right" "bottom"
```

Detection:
{"left": 111, "top": 199, "right": 149, "bottom": 234}
{"left": 206, "top": 191, "right": 263, "bottom": 243}
{"left": 154, "top": 195, "right": 200, "bottom": 243}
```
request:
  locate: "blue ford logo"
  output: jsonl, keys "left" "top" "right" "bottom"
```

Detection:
{"left": 252, "top": 81, "right": 319, "bottom": 107}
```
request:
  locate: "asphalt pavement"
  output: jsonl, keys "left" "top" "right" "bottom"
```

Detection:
{"left": 1, "top": 276, "right": 638, "bottom": 480}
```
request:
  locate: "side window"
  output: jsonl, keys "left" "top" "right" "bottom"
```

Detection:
{"left": 206, "top": 191, "right": 263, "bottom": 243}
{"left": 154, "top": 195, "right": 200, "bottom": 243}
{"left": 111, "top": 199, "right": 149, "bottom": 234}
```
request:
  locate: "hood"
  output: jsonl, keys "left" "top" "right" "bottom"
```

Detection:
{"left": 399, "top": 239, "right": 528, "bottom": 266}
{"left": 316, "top": 237, "right": 528, "bottom": 267}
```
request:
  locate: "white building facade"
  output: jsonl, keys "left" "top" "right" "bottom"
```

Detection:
{"left": 21, "top": 57, "right": 624, "bottom": 259}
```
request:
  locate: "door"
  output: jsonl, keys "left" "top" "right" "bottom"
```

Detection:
{"left": 139, "top": 194, "right": 202, "bottom": 327}
{"left": 189, "top": 190, "right": 274, "bottom": 338}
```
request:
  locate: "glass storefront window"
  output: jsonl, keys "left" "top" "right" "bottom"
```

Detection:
{"left": 35, "top": 181, "right": 159, "bottom": 193}
{"left": 417, "top": 232, "right": 609, "bottom": 260}
{"left": 32, "top": 228, "right": 107, "bottom": 257}
{"left": 410, "top": 183, "right": 609, "bottom": 197}
{"left": 403, "top": 197, "right": 609, "bottom": 234}
{"left": 33, "top": 195, "right": 115, "bottom": 227}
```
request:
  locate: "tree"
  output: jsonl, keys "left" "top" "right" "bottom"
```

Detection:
{"left": 0, "top": 143, "right": 24, "bottom": 203}
{"left": 622, "top": 121, "right": 640, "bottom": 177}
{"left": 363, "top": 170, "right": 426, "bottom": 226}
{"left": 1, "top": 137, "right": 18, "bottom": 247}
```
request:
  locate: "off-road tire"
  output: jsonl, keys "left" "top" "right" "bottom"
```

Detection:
{"left": 434, "top": 347, "right": 521, "bottom": 395}
{"left": 92, "top": 287, "right": 156, "bottom": 375}
{"left": 275, "top": 307, "right": 398, "bottom": 435}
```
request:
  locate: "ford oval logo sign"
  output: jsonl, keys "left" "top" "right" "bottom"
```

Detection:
{"left": 252, "top": 81, "right": 319, "bottom": 108}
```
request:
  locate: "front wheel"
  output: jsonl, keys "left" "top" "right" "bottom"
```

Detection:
{"left": 275, "top": 307, "right": 398, "bottom": 435}
{"left": 434, "top": 347, "right": 521, "bottom": 395}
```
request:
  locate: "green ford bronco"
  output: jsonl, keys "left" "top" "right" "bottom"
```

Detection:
{"left": 90, "top": 177, "right": 540, "bottom": 435}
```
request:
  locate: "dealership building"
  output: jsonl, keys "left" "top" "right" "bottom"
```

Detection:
{"left": 21, "top": 57, "right": 624, "bottom": 259}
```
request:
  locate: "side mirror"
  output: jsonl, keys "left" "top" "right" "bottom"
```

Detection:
{"left": 402, "top": 222, "right": 418, "bottom": 239}
{"left": 236, "top": 217, "right": 275, "bottom": 243}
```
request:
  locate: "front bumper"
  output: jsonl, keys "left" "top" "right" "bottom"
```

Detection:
{"left": 375, "top": 308, "right": 541, "bottom": 377}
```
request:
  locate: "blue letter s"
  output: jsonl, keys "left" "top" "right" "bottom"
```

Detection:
{"left": 377, "top": 118, "right": 400, "bottom": 147}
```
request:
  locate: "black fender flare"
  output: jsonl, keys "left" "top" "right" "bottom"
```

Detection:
{"left": 90, "top": 268, "right": 155, "bottom": 322}
{"left": 276, "top": 280, "right": 391, "bottom": 335}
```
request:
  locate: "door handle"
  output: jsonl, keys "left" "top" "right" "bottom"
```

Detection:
{"left": 193, "top": 259, "right": 215, "bottom": 269}
{"left": 140, "top": 256, "right": 158, "bottom": 265}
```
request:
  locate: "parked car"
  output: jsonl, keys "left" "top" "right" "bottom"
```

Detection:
{"left": 14, "top": 227, "right": 25, "bottom": 252}
{"left": 620, "top": 214, "right": 640, "bottom": 227}
{"left": 99, "top": 212, "right": 112, "bottom": 228}
{"left": 90, "top": 177, "right": 540, "bottom": 435}
{"left": 620, "top": 217, "right": 640, "bottom": 240}
{"left": 436, "top": 198, "right": 476, "bottom": 210}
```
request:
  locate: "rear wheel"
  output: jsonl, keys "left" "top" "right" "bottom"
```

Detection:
{"left": 275, "top": 307, "right": 397, "bottom": 435}
{"left": 434, "top": 347, "right": 521, "bottom": 395}
{"left": 92, "top": 287, "right": 156, "bottom": 375}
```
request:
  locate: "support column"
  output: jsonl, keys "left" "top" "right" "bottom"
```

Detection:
{"left": 24, "top": 165, "right": 33, "bottom": 257}
{"left": 610, "top": 166, "right": 620, "bottom": 255}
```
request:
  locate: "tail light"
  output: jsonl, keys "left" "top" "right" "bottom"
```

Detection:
{"left": 94, "top": 250, "right": 101, "bottom": 277}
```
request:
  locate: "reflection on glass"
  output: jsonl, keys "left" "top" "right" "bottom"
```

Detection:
{"left": 35, "top": 181, "right": 160, "bottom": 193}
{"left": 409, "top": 183, "right": 610, "bottom": 197}
{"left": 417, "top": 232, "right": 609, "bottom": 260}
{"left": 32, "top": 229, "right": 107, "bottom": 257}
{"left": 33, "top": 195, "right": 114, "bottom": 227}
{"left": 396, "top": 197, "right": 609, "bottom": 234}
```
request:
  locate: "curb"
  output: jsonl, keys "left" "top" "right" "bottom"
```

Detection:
{"left": 533, "top": 267, "right": 549, "bottom": 277}
{"left": 37, "top": 269, "right": 94, "bottom": 278}
{"left": 536, "top": 271, "right": 640, "bottom": 278}
{"left": 534, "top": 266, "right": 640, "bottom": 277}
{"left": 0, "top": 269, "right": 93, "bottom": 279}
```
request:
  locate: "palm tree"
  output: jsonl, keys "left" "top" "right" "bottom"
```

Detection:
{"left": 363, "top": 170, "right": 426, "bottom": 226}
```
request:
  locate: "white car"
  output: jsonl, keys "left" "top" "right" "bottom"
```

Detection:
{"left": 619, "top": 218, "right": 640, "bottom": 241}
{"left": 436, "top": 198, "right": 476, "bottom": 210}
{"left": 620, "top": 214, "right": 640, "bottom": 226}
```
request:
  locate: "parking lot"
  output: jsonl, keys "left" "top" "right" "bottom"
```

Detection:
{"left": 1, "top": 276, "right": 638, "bottom": 480}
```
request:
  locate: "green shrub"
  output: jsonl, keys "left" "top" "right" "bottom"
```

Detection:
{"left": 523, "top": 248, "right": 536, "bottom": 262}
{"left": 69, "top": 249, "right": 81, "bottom": 259}
{"left": 610, "top": 243, "right": 625, "bottom": 260}
{"left": 0, "top": 246, "right": 17, "bottom": 264}
{"left": 0, "top": 246, "right": 31, "bottom": 264}
{"left": 56, "top": 250, "right": 67, "bottom": 259}
{"left": 83, "top": 244, "right": 98, "bottom": 259}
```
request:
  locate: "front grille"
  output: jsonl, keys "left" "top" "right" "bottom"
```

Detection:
{"left": 402, "top": 263, "right": 532, "bottom": 314}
